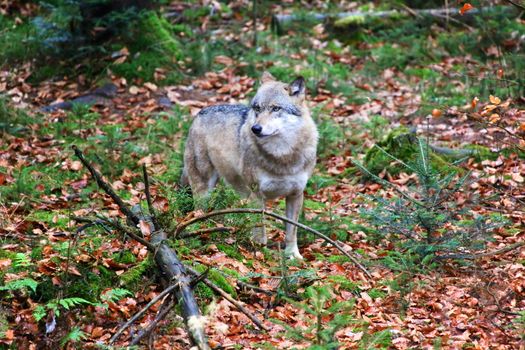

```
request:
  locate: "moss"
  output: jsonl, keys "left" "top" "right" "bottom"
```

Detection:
{"left": 110, "top": 11, "right": 183, "bottom": 83}
{"left": 194, "top": 263, "right": 237, "bottom": 298}
{"left": 0, "top": 250, "right": 17, "bottom": 260}
{"left": 216, "top": 244, "right": 243, "bottom": 261}
{"left": 195, "top": 284, "right": 214, "bottom": 299}
{"left": 139, "top": 12, "right": 182, "bottom": 59}
{"left": 368, "top": 288, "right": 387, "bottom": 299}
{"left": 62, "top": 266, "right": 117, "bottom": 302}
{"left": 120, "top": 257, "right": 154, "bottom": 287}
{"left": 222, "top": 268, "right": 241, "bottom": 279}
{"left": 28, "top": 211, "right": 69, "bottom": 230}
{"left": 334, "top": 14, "right": 366, "bottom": 27}
{"left": 113, "top": 250, "right": 136, "bottom": 264}
{"left": 363, "top": 127, "right": 457, "bottom": 175}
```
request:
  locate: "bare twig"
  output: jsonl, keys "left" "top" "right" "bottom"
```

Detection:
{"left": 175, "top": 208, "right": 371, "bottom": 278}
{"left": 187, "top": 267, "right": 269, "bottom": 331}
{"left": 143, "top": 164, "right": 159, "bottom": 230}
{"left": 110, "top": 283, "right": 179, "bottom": 344}
{"left": 130, "top": 296, "right": 178, "bottom": 346}
{"left": 504, "top": 0, "right": 525, "bottom": 11}
{"left": 178, "top": 226, "right": 234, "bottom": 239}
{"left": 101, "top": 217, "right": 156, "bottom": 250}
{"left": 190, "top": 267, "right": 210, "bottom": 289}
{"left": 436, "top": 241, "right": 525, "bottom": 260}
{"left": 72, "top": 145, "right": 139, "bottom": 225}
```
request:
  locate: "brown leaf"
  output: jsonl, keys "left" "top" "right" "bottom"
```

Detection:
{"left": 138, "top": 220, "right": 151, "bottom": 237}
{"left": 70, "top": 179, "right": 88, "bottom": 190}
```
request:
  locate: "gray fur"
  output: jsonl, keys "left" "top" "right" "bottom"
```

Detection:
{"left": 182, "top": 72, "right": 318, "bottom": 259}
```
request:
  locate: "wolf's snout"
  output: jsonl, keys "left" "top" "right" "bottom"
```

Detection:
{"left": 251, "top": 124, "right": 263, "bottom": 135}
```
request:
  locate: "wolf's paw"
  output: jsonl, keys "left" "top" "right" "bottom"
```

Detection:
{"left": 251, "top": 226, "right": 267, "bottom": 246}
{"left": 284, "top": 246, "right": 303, "bottom": 260}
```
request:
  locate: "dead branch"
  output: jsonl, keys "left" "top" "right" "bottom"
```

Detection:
{"left": 72, "top": 145, "right": 139, "bottom": 226}
{"left": 110, "top": 283, "right": 179, "bottom": 344}
{"left": 72, "top": 145, "right": 209, "bottom": 350}
{"left": 175, "top": 208, "right": 371, "bottom": 278}
{"left": 143, "top": 164, "right": 160, "bottom": 230}
{"left": 100, "top": 217, "right": 155, "bottom": 250}
{"left": 178, "top": 226, "right": 234, "bottom": 239}
{"left": 503, "top": 0, "right": 525, "bottom": 11}
{"left": 187, "top": 267, "right": 269, "bottom": 331}
{"left": 435, "top": 241, "right": 525, "bottom": 260}
{"left": 130, "top": 296, "right": 178, "bottom": 346}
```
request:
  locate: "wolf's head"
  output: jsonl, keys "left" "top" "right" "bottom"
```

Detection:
{"left": 248, "top": 72, "right": 309, "bottom": 148}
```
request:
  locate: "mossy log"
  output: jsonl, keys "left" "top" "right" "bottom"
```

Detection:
{"left": 363, "top": 127, "right": 459, "bottom": 175}
{"left": 272, "top": 6, "right": 517, "bottom": 32}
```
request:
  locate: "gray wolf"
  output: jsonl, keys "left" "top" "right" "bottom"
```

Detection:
{"left": 181, "top": 72, "right": 318, "bottom": 259}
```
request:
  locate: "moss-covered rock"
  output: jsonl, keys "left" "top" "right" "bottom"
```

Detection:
{"left": 363, "top": 127, "right": 457, "bottom": 175}
{"left": 139, "top": 12, "right": 182, "bottom": 59}
{"left": 110, "top": 11, "right": 184, "bottom": 83}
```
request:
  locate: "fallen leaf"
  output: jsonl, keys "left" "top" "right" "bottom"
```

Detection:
{"left": 459, "top": 3, "right": 474, "bottom": 15}
{"left": 489, "top": 95, "right": 501, "bottom": 105}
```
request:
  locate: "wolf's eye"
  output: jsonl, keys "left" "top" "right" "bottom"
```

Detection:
{"left": 252, "top": 105, "right": 261, "bottom": 113}
{"left": 271, "top": 106, "right": 281, "bottom": 113}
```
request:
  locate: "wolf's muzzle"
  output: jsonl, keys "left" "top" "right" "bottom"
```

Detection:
{"left": 251, "top": 124, "right": 263, "bottom": 136}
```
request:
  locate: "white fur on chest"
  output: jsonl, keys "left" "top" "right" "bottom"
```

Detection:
{"left": 256, "top": 170, "right": 308, "bottom": 199}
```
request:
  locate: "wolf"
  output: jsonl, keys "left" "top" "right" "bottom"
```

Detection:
{"left": 181, "top": 72, "right": 318, "bottom": 259}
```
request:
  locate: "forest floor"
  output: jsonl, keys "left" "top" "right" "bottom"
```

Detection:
{"left": 1, "top": 1, "right": 525, "bottom": 349}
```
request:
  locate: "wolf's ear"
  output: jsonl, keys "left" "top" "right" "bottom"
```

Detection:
{"left": 261, "top": 71, "right": 276, "bottom": 83}
{"left": 289, "top": 76, "right": 305, "bottom": 97}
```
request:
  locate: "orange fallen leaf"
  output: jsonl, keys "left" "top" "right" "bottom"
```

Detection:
{"left": 0, "top": 259, "right": 11, "bottom": 269}
{"left": 489, "top": 95, "right": 501, "bottom": 105}
{"left": 459, "top": 3, "right": 474, "bottom": 15}
{"left": 489, "top": 113, "right": 500, "bottom": 123}
{"left": 471, "top": 96, "right": 479, "bottom": 109}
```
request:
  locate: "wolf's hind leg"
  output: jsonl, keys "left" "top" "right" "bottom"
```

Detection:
{"left": 284, "top": 193, "right": 303, "bottom": 260}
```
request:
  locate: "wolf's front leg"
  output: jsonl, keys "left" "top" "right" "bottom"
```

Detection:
{"left": 284, "top": 193, "right": 303, "bottom": 259}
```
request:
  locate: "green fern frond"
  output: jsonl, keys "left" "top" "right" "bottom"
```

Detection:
{"left": 0, "top": 278, "right": 38, "bottom": 293}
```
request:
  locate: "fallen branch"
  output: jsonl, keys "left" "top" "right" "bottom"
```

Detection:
{"left": 435, "top": 241, "right": 525, "bottom": 260}
{"left": 187, "top": 267, "right": 269, "bottom": 331}
{"left": 110, "top": 283, "right": 179, "bottom": 344}
{"left": 72, "top": 145, "right": 209, "bottom": 350}
{"left": 428, "top": 144, "right": 477, "bottom": 159}
{"left": 130, "top": 296, "right": 178, "bottom": 346}
{"left": 178, "top": 226, "right": 234, "bottom": 239}
{"left": 143, "top": 164, "right": 160, "bottom": 231}
{"left": 175, "top": 208, "right": 371, "bottom": 278}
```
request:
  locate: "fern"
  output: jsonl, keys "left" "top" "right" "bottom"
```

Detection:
{"left": 60, "top": 326, "right": 88, "bottom": 347}
{"left": 34, "top": 297, "right": 93, "bottom": 321}
{"left": 12, "top": 253, "right": 31, "bottom": 269}
{"left": 0, "top": 278, "right": 38, "bottom": 293}
{"left": 100, "top": 288, "right": 132, "bottom": 303}
{"left": 33, "top": 305, "right": 47, "bottom": 322}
